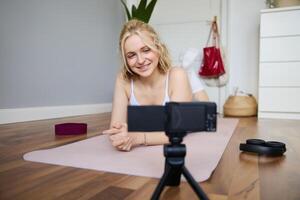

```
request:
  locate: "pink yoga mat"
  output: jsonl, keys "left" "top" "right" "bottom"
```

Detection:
{"left": 24, "top": 118, "right": 238, "bottom": 182}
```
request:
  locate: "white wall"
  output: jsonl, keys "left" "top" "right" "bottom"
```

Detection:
{"left": 227, "top": 0, "right": 266, "bottom": 98}
{"left": 0, "top": 0, "right": 124, "bottom": 124}
{"left": 0, "top": 0, "right": 269, "bottom": 123}
{"left": 0, "top": 0, "right": 124, "bottom": 109}
{"left": 126, "top": 0, "right": 267, "bottom": 110}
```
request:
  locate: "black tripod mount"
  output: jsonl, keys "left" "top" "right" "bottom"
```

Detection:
{"left": 151, "top": 132, "right": 209, "bottom": 200}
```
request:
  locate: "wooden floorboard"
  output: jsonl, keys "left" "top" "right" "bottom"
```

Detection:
{"left": 0, "top": 113, "right": 300, "bottom": 200}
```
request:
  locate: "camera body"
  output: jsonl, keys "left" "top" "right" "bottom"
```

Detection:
{"left": 127, "top": 102, "right": 217, "bottom": 134}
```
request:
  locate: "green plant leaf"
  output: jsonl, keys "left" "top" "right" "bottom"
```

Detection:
{"left": 144, "top": 0, "right": 157, "bottom": 23}
{"left": 120, "top": 0, "right": 132, "bottom": 20}
{"left": 132, "top": 4, "right": 144, "bottom": 21}
{"left": 138, "top": 0, "right": 147, "bottom": 12}
{"left": 135, "top": 0, "right": 147, "bottom": 21}
{"left": 131, "top": 4, "right": 138, "bottom": 17}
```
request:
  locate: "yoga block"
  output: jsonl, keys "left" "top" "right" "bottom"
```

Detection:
{"left": 55, "top": 123, "right": 87, "bottom": 135}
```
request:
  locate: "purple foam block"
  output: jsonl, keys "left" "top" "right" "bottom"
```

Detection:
{"left": 55, "top": 123, "right": 87, "bottom": 135}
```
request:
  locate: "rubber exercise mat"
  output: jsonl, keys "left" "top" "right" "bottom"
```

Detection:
{"left": 24, "top": 118, "right": 238, "bottom": 182}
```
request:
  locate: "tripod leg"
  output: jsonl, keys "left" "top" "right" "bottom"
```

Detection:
{"left": 151, "top": 165, "right": 172, "bottom": 200}
{"left": 182, "top": 166, "right": 209, "bottom": 200}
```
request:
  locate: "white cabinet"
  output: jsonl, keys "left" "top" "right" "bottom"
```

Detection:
{"left": 258, "top": 6, "right": 300, "bottom": 119}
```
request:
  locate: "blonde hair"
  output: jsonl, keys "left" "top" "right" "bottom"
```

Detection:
{"left": 119, "top": 19, "right": 171, "bottom": 80}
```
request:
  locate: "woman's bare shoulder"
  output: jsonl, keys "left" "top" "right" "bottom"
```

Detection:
{"left": 115, "top": 72, "right": 130, "bottom": 85}
{"left": 168, "top": 67, "right": 192, "bottom": 101}
{"left": 115, "top": 71, "right": 131, "bottom": 96}
{"left": 169, "top": 67, "right": 188, "bottom": 80}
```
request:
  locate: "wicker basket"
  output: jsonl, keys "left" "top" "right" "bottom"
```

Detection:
{"left": 223, "top": 95, "right": 258, "bottom": 117}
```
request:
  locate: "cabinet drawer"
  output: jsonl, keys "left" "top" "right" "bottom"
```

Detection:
{"left": 261, "top": 9, "right": 300, "bottom": 37}
{"left": 259, "top": 62, "right": 300, "bottom": 86}
{"left": 259, "top": 88, "right": 300, "bottom": 112}
{"left": 260, "top": 36, "right": 300, "bottom": 62}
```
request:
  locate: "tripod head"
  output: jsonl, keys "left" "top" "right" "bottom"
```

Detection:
{"left": 165, "top": 131, "right": 186, "bottom": 145}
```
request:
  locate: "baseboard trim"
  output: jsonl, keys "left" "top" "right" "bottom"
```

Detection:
{"left": 0, "top": 103, "right": 112, "bottom": 125}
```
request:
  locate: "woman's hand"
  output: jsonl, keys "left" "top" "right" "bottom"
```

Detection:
{"left": 103, "top": 122, "right": 134, "bottom": 151}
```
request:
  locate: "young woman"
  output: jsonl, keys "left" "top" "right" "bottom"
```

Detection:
{"left": 103, "top": 19, "right": 206, "bottom": 151}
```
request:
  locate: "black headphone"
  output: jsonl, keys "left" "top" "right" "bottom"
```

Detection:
{"left": 240, "top": 139, "right": 286, "bottom": 156}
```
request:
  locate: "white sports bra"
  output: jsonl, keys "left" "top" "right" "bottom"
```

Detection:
{"left": 130, "top": 73, "right": 170, "bottom": 106}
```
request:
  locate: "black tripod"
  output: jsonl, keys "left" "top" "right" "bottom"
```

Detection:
{"left": 151, "top": 132, "right": 209, "bottom": 200}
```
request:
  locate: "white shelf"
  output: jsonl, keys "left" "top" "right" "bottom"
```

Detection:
{"left": 261, "top": 5, "right": 300, "bottom": 13}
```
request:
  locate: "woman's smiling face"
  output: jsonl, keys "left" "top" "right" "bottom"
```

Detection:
{"left": 124, "top": 34, "right": 159, "bottom": 78}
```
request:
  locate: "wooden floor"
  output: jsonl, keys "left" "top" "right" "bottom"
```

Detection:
{"left": 0, "top": 113, "right": 300, "bottom": 200}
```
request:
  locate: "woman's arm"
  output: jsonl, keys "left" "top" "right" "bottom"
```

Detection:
{"left": 105, "top": 73, "right": 136, "bottom": 151}
{"left": 110, "top": 73, "right": 128, "bottom": 128}
{"left": 105, "top": 73, "right": 168, "bottom": 150}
